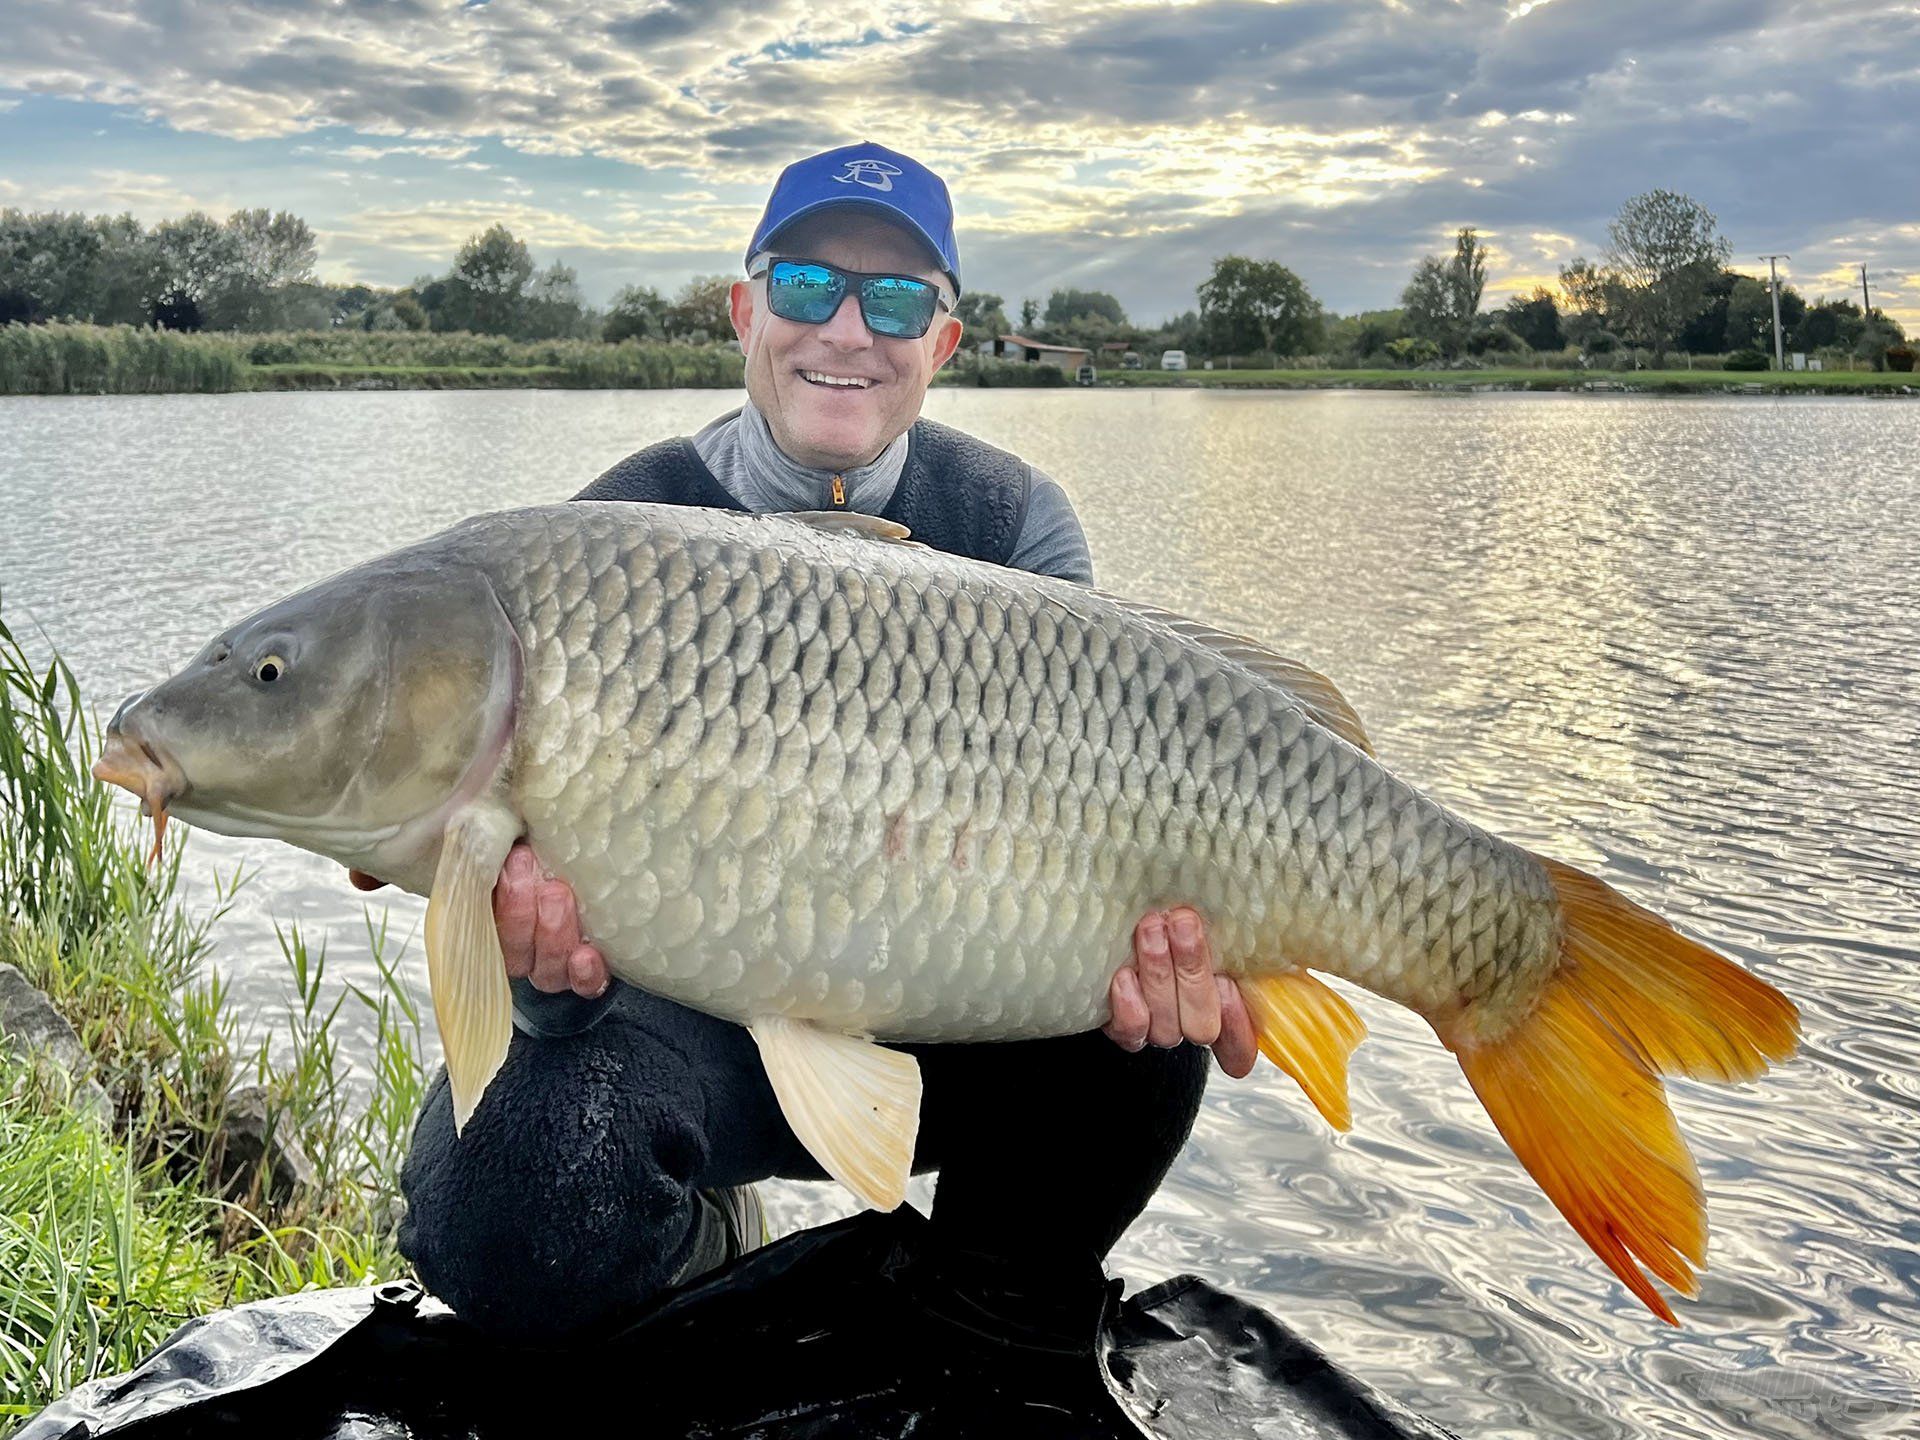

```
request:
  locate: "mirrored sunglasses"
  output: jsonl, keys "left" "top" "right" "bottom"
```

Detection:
{"left": 757, "top": 259, "right": 950, "bottom": 340}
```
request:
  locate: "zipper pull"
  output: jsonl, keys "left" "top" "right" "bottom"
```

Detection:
{"left": 831, "top": 474, "right": 846, "bottom": 507}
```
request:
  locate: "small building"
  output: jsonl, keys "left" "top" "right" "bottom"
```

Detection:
{"left": 988, "top": 333, "right": 1092, "bottom": 372}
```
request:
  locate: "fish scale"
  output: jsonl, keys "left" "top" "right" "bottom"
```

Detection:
{"left": 447, "top": 503, "right": 1563, "bottom": 1040}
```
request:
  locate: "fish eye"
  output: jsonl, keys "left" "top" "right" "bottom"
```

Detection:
{"left": 252, "top": 654, "right": 288, "bottom": 684}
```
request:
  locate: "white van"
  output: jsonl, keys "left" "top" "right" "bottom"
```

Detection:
{"left": 1160, "top": 350, "right": 1188, "bottom": 371}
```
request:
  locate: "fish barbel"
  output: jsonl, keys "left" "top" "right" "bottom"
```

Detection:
{"left": 94, "top": 502, "right": 1798, "bottom": 1322}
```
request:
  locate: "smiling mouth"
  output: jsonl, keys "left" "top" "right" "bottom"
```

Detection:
{"left": 799, "top": 370, "right": 874, "bottom": 390}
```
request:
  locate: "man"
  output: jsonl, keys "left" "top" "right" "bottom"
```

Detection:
{"left": 395, "top": 144, "right": 1255, "bottom": 1338}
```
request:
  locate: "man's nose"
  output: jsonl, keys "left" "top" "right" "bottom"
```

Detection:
{"left": 817, "top": 292, "right": 873, "bottom": 348}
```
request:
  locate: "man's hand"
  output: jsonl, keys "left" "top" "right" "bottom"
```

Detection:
{"left": 492, "top": 842, "right": 610, "bottom": 997}
{"left": 1105, "top": 908, "right": 1258, "bottom": 1078}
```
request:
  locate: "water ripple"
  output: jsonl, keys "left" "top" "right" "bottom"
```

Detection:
{"left": 4, "top": 389, "right": 1917, "bottom": 1436}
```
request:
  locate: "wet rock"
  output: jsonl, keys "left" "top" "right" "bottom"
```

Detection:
{"left": 0, "top": 962, "right": 112, "bottom": 1125}
{"left": 220, "top": 1085, "right": 317, "bottom": 1203}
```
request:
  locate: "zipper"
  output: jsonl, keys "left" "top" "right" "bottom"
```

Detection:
{"left": 830, "top": 474, "right": 846, "bottom": 507}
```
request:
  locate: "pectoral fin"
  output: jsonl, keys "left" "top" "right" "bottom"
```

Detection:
{"left": 1237, "top": 970, "right": 1367, "bottom": 1130}
{"left": 749, "top": 1016, "right": 922, "bottom": 1211}
{"left": 425, "top": 804, "right": 521, "bottom": 1136}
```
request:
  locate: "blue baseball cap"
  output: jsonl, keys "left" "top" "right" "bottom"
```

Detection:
{"left": 745, "top": 143, "right": 961, "bottom": 297}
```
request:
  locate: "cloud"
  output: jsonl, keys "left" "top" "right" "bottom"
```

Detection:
{"left": 0, "top": 167, "right": 228, "bottom": 221}
{"left": 0, "top": 0, "right": 1912, "bottom": 325}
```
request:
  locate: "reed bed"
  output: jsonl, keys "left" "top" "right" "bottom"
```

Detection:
{"left": 0, "top": 323, "right": 743, "bottom": 394}
{"left": 0, "top": 602, "right": 431, "bottom": 1426}
{"left": 0, "top": 324, "right": 242, "bottom": 396}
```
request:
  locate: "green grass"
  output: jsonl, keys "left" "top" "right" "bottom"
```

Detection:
{"left": 1086, "top": 366, "right": 1918, "bottom": 394}
{"left": 0, "top": 600, "right": 431, "bottom": 1427}
{"left": 246, "top": 362, "right": 573, "bottom": 389}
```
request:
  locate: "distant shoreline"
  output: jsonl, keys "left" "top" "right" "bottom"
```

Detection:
{"left": 3, "top": 321, "right": 1912, "bottom": 397}
{"left": 49, "top": 363, "right": 1920, "bottom": 398}
{"left": 177, "top": 364, "right": 1920, "bottom": 397}
{"left": 1079, "top": 367, "right": 1918, "bottom": 397}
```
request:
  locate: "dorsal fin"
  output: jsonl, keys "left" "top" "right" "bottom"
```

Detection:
{"left": 788, "top": 511, "right": 914, "bottom": 542}
{"left": 1105, "top": 595, "right": 1375, "bottom": 756}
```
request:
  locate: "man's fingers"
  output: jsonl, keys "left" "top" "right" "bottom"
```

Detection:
{"left": 1134, "top": 911, "right": 1181, "bottom": 1048}
{"left": 1167, "top": 907, "right": 1221, "bottom": 1047}
{"left": 493, "top": 843, "right": 538, "bottom": 979}
{"left": 1104, "top": 966, "right": 1150, "bottom": 1052}
{"left": 530, "top": 879, "right": 583, "bottom": 993}
{"left": 567, "top": 944, "right": 611, "bottom": 1000}
{"left": 1213, "top": 976, "right": 1259, "bottom": 1079}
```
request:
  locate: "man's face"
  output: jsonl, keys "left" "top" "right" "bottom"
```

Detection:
{"left": 730, "top": 211, "right": 964, "bottom": 471}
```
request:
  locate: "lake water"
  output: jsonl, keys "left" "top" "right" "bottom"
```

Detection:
{"left": 2, "top": 388, "right": 1917, "bottom": 1437}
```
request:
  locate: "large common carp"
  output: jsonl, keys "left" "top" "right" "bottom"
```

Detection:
{"left": 95, "top": 502, "right": 1798, "bottom": 1322}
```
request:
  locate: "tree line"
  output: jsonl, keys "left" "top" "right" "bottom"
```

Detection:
{"left": 971, "top": 190, "right": 1908, "bottom": 371}
{"left": 0, "top": 209, "right": 738, "bottom": 343}
{"left": 3, "top": 195, "right": 1909, "bottom": 368}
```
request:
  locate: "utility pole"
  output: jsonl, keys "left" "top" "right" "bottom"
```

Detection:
{"left": 1860, "top": 264, "right": 1873, "bottom": 317}
{"left": 1759, "top": 254, "right": 1789, "bottom": 370}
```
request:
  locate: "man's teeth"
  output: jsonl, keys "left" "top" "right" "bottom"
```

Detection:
{"left": 802, "top": 371, "right": 871, "bottom": 388}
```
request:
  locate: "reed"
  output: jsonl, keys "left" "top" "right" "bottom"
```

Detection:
{"left": 0, "top": 600, "right": 431, "bottom": 1425}
{"left": 0, "top": 323, "right": 744, "bottom": 394}
{"left": 0, "top": 323, "right": 243, "bottom": 395}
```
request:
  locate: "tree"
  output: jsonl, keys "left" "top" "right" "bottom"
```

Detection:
{"left": 1043, "top": 288, "right": 1126, "bottom": 328}
{"left": 953, "top": 291, "right": 1008, "bottom": 348}
{"left": 1724, "top": 276, "right": 1804, "bottom": 357}
{"left": 603, "top": 283, "right": 669, "bottom": 343}
{"left": 210, "top": 208, "right": 316, "bottom": 328}
{"left": 520, "top": 260, "right": 589, "bottom": 339}
{"left": 1325, "top": 308, "right": 1408, "bottom": 364}
{"left": 1401, "top": 228, "right": 1487, "bottom": 360}
{"left": 1556, "top": 256, "right": 1634, "bottom": 350}
{"left": 1503, "top": 288, "right": 1563, "bottom": 352}
{"left": 1675, "top": 268, "right": 1740, "bottom": 354}
{"left": 0, "top": 210, "right": 129, "bottom": 324}
{"left": 1197, "top": 255, "right": 1323, "bottom": 358}
{"left": 1018, "top": 297, "right": 1039, "bottom": 331}
{"left": 389, "top": 292, "right": 429, "bottom": 332}
{"left": 1793, "top": 297, "right": 1860, "bottom": 353}
{"left": 435, "top": 225, "right": 534, "bottom": 334}
{"left": 1602, "top": 190, "right": 1731, "bottom": 364}
{"left": 664, "top": 275, "right": 733, "bottom": 341}
{"left": 148, "top": 212, "right": 239, "bottom": 329}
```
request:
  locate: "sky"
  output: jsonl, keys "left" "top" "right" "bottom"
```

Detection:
{"left": 0, "top": 0, "right": 1915, "bottom": 331}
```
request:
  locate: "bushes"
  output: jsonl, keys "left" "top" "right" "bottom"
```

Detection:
{"left": 938, "top": 356, "right": 1068, "bottom": 387}
{"left": 1724, "top": 349, "right": 1771, "bottom": 371}
{"left": 1384, "top": 336, "right": 1440, "bottom": 367}
{"left": 1886, "top": 346, "right": 1916, "bottom": 373}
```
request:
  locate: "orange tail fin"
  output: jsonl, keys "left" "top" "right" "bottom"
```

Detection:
{"left": 1445, "top": 857, "right": 1800, "bottom": 1324}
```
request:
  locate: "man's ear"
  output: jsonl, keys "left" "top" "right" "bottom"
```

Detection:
{"left": 929, "top": 311, "right": 964, "bottom": 370}
{"left": 728, "top": 278, "right": 756, "bottom": 354}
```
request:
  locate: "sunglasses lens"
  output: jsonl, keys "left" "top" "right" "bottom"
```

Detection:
{"left": 767, "top": 262, "right": 846, "bottom": 324}
{"left": 860, "top": 276, "right": 938, "bottom": 338}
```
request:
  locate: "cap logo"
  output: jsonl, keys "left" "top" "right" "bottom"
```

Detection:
{"left": 833, "top": 158, "right": 902, "bottom": 192}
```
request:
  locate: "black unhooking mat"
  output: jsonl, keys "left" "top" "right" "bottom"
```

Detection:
{"left": 21, "top": 1208, "right": 1456, "bottom": 1440}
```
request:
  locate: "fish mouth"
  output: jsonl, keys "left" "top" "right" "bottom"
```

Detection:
{"left": 92, "top": 732, "right": 187, "bottom": 865}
